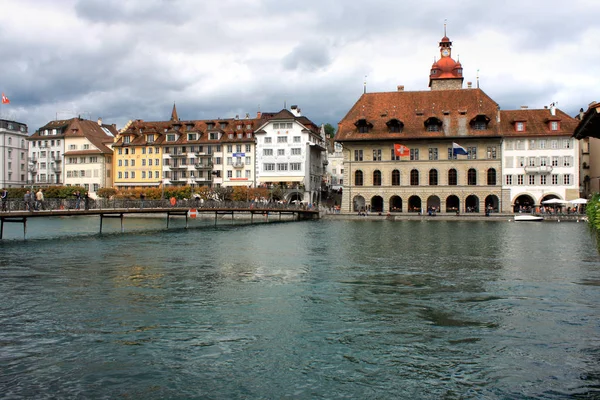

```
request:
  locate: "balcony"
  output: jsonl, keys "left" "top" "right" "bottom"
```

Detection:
{"left": 524, "top": 165, "right": 553, "bottom": 174}
{"left": 233, "top": 161, "right": 244, "bottom": 168}
{"left": 52, "top": 155, "right": 62, "bottom": 161}
{"left": 52, "top": 164, "right": 62, "bottom": 171}
{"left": 169, "top": 152, "right": 186, "bottom": 158}
{"left": 170, "top": 164, "right": 187, "bottom": 170}
{"left": 195, "top": 163, "right": 212, "bottom": 170}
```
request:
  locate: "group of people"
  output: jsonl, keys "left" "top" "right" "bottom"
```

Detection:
{"left": 22, "top": 189, "right": 45, "bottom": 211}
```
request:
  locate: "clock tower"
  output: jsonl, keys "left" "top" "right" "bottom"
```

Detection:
{"left": 429, "top": 29, "right": 464, "bottom": 90}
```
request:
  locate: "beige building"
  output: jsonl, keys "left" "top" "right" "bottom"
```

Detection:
{"left": 574, "top": 101, "right": 600, "bottom": 196}
{"left": 336, "top": 33, "right": 506, "bottom": 214}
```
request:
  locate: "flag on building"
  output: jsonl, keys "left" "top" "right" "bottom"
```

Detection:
{"left": 394, "top": 143, "right": 410, "bottom": 157}
{"left": 1, "top": 93, "right": 9, "bottom": 104}
{"left": 452, "top": 142, "right": 468, "bottom": 156}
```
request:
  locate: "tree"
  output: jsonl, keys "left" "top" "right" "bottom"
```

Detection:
{"left": 324, "top": 123, "right": 336, "bottom": 138}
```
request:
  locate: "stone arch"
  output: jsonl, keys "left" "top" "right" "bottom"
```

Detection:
{"left": 446, "top": 195, "right": 460, "bottom": 213}
{"left": 371, "top": 195, "right": 384, "bottom": 212}
{"left": 465, "top": 195, "right": 480, "bottom": 212}
{"left": 389, "top": 195, "right": 402, "bottom": 212}
{"left": 427, "top": 195, "right": 441, "bottom": 213}
{"left": 485, "top": 194, "right": 499, "bottom": 213}
{"left": 353, "top": 195, "right": 365, "bottom": 212}
{"left": 513, "top": 193, "right": 535, "bottom": 212}
{"left": 408, "top": 195, "right": 422, "bottom": 213}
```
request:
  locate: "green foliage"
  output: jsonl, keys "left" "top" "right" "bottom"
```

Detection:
{"left": 97, "top": 187, "right": 117, "bottom": 199}
{"left": 324, "top": 123, "right": 336, "bottom": 138}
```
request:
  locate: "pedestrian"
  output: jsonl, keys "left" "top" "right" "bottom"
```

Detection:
{"left": 36, "top": 189, "right": 45, "bottom": 211}
{"left": 140, "top": 192, "right": 145, "bottom": 209}
{"left": 1, "top": 188, "right": 7, "bottom": 212}
{"left": 75, "top": 191, "right": 81, "bottom": 210}
{"left": 24, "top": 190, "right": 33, "bottom": 211}
{"left": 84, "top": 191, "right": 90, "bottom": 210}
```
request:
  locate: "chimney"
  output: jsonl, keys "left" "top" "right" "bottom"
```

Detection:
{"left": 235, "top": 115, "right": 239, "bottom": 120}
{"left": 520, "top": 105, "right": 529, "bottom": 109}
{"left": 467, "top": 82, "right": 472, "bottom": 88}
{"left": 397, "top": 85, "right": 404, "bottom": 92}
{"left": 550, "top": 105, "right": 556, "bottom": 116}
{"left": 544, "top": 106, "right": 548, "bottom": 109}
{"left": 257, "top": 111, "right": 262, "bottom": 119}
{"left": 245, "top": 113, "right": 250, "bottom": 119}
{"left": 97, "top": 117, "right": 103, "bottom": 126}
{"left": 290, "top": 105, "right": 301, "bottom": 117}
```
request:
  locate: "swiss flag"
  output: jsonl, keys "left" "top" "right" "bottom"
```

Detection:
{"left": 1, "top": 93, "right": 9, "bottom": 104}
{"left": 394, "top": 143, "right": 409, "bottom": 157}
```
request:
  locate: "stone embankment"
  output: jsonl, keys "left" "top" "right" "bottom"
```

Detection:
{"left": 321, "top": 212, "right": 587, "bottom": 222}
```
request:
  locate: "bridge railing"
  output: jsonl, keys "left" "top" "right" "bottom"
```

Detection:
{"left": 1, "top": 198, "right": 316, "bottom": 212}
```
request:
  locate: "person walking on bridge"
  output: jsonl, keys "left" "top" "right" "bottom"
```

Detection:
{"left": 36, "top": 189, "right": 45, "bottom": 211}
{"left": 24, "top": 190, "right": 33, "bottom": 211}
{"left": 1, "top": 188, "right": 8, "bottom": 212}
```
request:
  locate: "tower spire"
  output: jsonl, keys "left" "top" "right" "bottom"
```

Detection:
{"left": 444, "top": 19, "right": 447, "bottom": 37}
{"left": 170, "top": 102, "right": 179, "bottom": 122}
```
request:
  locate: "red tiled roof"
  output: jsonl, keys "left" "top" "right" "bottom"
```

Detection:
{"left": 29, "top": 118, "right": 115, "bottom": 154}
{"left": 336, "top": 88, "right": 500, "bottom": 141}
{"left": 499, "top": 108, "right": 578, "bottom": 137}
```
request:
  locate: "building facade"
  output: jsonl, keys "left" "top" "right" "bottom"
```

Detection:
{"left": 573, "top": 101, "right": 600, "bottom": 196}
{"left": 0, "top": 119, "right": 29, "bottom": 188}
{"left": 255, "top": 107, "right": 326, "bottom": 204}
{"left": 500, "top": 107, "right": 580, "bottom": 210}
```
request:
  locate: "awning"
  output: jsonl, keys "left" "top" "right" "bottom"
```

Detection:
{"left": 116, "top": 182, "right": 160, "bottom": 187}
{"left": 257, "top": 177, "right": 304, "bottom": 183}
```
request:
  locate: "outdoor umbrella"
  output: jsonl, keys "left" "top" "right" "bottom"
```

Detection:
{"left": 569, "top": 198, "right": 588, "bottom": 204}
{"left": 542, "top": 198, "right": 568, "bottom": 204}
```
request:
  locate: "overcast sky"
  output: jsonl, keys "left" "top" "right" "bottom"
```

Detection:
{"left": 0, "top": 0, "right": 598, "bottom": 132}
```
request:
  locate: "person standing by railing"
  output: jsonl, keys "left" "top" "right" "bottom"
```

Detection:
{"left": 1, "top": 188, "right": 7, "bottom": 212}
{"left": 24, "top": 190, "right": 33, "bottom": 211}
{"left": 36, "top": 189, "right": 45, "bottom": 211}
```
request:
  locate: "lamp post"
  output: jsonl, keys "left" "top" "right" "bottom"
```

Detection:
{"left": 28, "top": 159, "right": 37, "bottom": 192}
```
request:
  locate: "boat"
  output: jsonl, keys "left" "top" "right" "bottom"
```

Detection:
{"left": 514, "top": 214, "right": 544, "bottom": 222}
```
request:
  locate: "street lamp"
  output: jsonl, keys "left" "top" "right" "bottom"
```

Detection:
{"left": 28, "top": 160, "right": 37, "bottom": 192}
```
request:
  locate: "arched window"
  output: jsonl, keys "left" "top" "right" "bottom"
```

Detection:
{"left": 448, "top": 169, "right": 457, "bottom": 185}
{"left": 355, "top": 170, "right": 363, "bottom": 186}
{"left": 468, "top": 168, "right": 477, "bottom": 185}
{"left": 373, "top": 170, "right": 382, "bottom": 186}
{"left": 391, "top": 169, "right": 400, "bottom": 186}
{"left": 410, "top": 169, "right": 419, "bottom": 186}
{"left": 429, "top": 169, "right": 438, "bottom": 186}
{"left": 487, "top": 168, "right": 497, "bottom": 185}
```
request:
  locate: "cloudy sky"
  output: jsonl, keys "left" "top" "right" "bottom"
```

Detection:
{"left": 0, "top": 0, "right": 598, "bottom": 132}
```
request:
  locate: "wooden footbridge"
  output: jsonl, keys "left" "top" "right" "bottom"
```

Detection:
{"left": 0, "top": 205, "right": 320, "bottom": 240}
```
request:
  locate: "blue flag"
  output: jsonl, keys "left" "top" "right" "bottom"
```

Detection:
{"left": 452, "top": 142, "right": 468, "bottom": 156}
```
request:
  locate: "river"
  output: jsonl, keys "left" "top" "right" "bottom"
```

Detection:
{"left": 1, "top": 217, "right": 599, "bottom": 399}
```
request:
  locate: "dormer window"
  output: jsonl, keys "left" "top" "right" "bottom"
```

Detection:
{"left": 147, "top": 134, "right": 155, "bottom": 143}
{"left": 550, "top": 121, "right": 559, "bottom": 131}
{"left": 355, "top": 119, "right": 372, "bottom": 133}
{"left": 516, "top": 122, "right": 525, "bottom": 132}
{"left": 237, "top": 124, "right": 242, "bottom": 130}
{"left": 167, "top": 134, "right": 176, "bottom": 141}
{"left": 424, "top": 117, "right": 442, "bottom": 132}
{"left": 386, "top": 119, "right": 404, "bottom": 133}
{"left": 187, "top": 133, "right": 196, "bottom": 141}
{"left": 470, "top": 115, "right": 490, "bottom": 131}
{"left": 220, "top": 122, "right": 227, "bottom": 130}
{"left": 209, "top": 132, "right": 218, "bottom": 140}
{"left": 187, "top": 124, "right": 193, "bottom": 131}
{"left": 123, "top": 136, "right": 130, "bottom": 144}
{"left": 237, "top": 133, "right": 243, "bottom": 139}
{"left": 207, "top": 123, "right": 214, "bottom": 130}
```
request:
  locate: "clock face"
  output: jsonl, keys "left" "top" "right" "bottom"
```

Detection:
{"left": 441, "top": 48, "right": 450, "bottom": 57}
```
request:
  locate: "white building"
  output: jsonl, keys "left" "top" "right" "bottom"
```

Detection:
{"left": 254, "top": 106, "right": 326, "bottom": 204}
{"left": 326, "top": 140, "right": 344, "bottom": 190}
{"left": 0, "top": 119, "right": 29, "bottom": 188}
{"left": 500, "top": 106, "right": 580, "bottom": 211}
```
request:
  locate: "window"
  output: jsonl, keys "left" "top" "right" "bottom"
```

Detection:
{"left": 264, "top": 137, "right": 272, "bottom": 143}
{"left": 147, "top": 135, "right": 155, "bottom": 143}
{"left": 540, "top": 157, "right": 547, "bottom": 167}
{"left": 467, "top": 168, "right": 477, "bottom": 185}
{"left": 529, "top": 140, "right": 536, "bottom": 150}
{"left": 550, "top": 121, "right": 559, "bottom": 131}
{"left": 539, "top": 140, "right": 546, "bottom": 149}
{"left": 373, "top": 170, "right": 382, "bottom": 186}
{"left": 245, "top": 157, "right": 251, "bottom": 165}
{"left": 505, "top": 175, "right": 513, "bottom": 185}
{"left": 277, "top": 136, "right": 288, "bottom": 143}
{"left": 428, "top": 148, "right": 438, "bottom": 161}
{"left": 148, "top": 159, "right": 153, "bottom": 166}
{"left": 291, "top": 148, "right": 301, "bottom": 155}
{"left": 426, "top": 124, "right": 440, "bottom": 132}
{"left": 467, "top": 147, "right": 477, "bottom": 159}
{"left": 447, "top": 148, "right": 457, "bottom": 160}
{"left": 552, "top": 156, "right": 559, "bottom": 167}
{"left": 429, "top": 169, "right": 438, "bottom": 185}
{"left": 518, "top": 157, "right": 526, "bottom": 167}
{"left": 142, "top": 171, "right": 146, "bottom": 179}
{"left": 505, "top": 141, "right": 514, "bottom": 150}
{"left": 83, "top": 144, "right": 90, "bottom": 150}
{"left": 540, "top": 175, "right": 547, "bottom": 185}
{"left": 290, "top": 163, "right": 301, "bottom": 171}
{"left": 124, "top": 172, "right": 129, "bottom": 179}
{"left": 448, "top": 169, "right": 457, "bottom": 185}
{"left": 373, "top": 149, "right": 382, "bottom": 161}
{"left": 517, "top": 174, "right": 524, "bottom": 185}
{"left": 516, "top": 122, "right": 524, "bottom": 132}
{"left": 563, "top": 156, "right": 571, "bottom": 167}
{"left": 131, "top": 160, "right": 135, "bottom": 167}
{"left": 293, "top": 136, "right": 301, "bottom": 143}
{"left": 245, "top": 145, "right": 251, "bottom": 152}
{"left": 236, "top": 145, "right": 242, "bottom": 153}
{"left": 528, "top": 175, "right": 535, "bottom": 185}
{"left": 355, "top": 170, "right": 363, "bottom": 186}
{"left": 487, "top": 168, "right": 497, "bottom": 185}
{"left": 528, "top": 157, "right": 536, "bottom": 167}
{"left": 124, "top": 136, "right": 130, "bottom": 144}
{"left": 227, "top": 170, "right": 233, "bottom": 178}
{"left": 563, "top": 175, "right": 571, "bottom": 185}
{"left": 391, "top": 148, "right": 401, "bottom": 161}
{"left": 118, "top": 172, "right": 122, "bottom": 179}
{"left": 264, "top": 163, "right": 275, "bottom": 171}
{"left": 124, "top": 160, "right": 129, "bottom": 167}
{"left": 472, "top": 121, "right": 487, "bottom": 130}
{"left": 552, "top": 174, "right": 559, "bottom": 185}
{"left": 516, "top": 140, "right": 524, "bottom": 150}
{"left": 563, "top": 139, "right": 571, "bottom": 149}
{"left": 487, "top": 146, "right": 497, "bottom": 159}
{"left": 354, "top": 150, "right": 363, "bottom": 161}
{"left": 215, "top": 157, "right": 221, "bottom": 165}
{"left": 263, "top": 149, "right": 273, "bottom": 156}
{"left": 142, "top": 159, "right": 146, "bottom": 166}
{"left": 245, "top": 170, "right": 251, "bottom": 178}
{"left": 226, "top": 157, "right": 232, "bottom": 165}
{"left": 551, "top": 140, "right": 558, "bottom": 149}
{"left": 278, "top": 149, "right": 285, "bottom": 156}
{"left": 209, "top": 132, "right": 218, "bottom": 140}
{"left": 277, "top": 163, "right": 288, "bottom": 171}
{"left": 410, "top": 149, "right": 419, "bottom": 161}
{"left": 131, "top": 171, "right": 135, "bottom": 179}
{"left": 69, "top": 144, "right": 77, "bottom": 150}
{"left": 410, "top": 169, "right": 419, "bottom": 186}
{"left": 391, "top": 170, "right": 400, "bottom": 185}
{"left": 155, "top": 171, "right": 159, "bottom": 178}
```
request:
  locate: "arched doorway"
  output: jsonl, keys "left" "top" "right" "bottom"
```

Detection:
{"left": 371, "top": 196, "right": 383, "bottom": 212}
{"left": 389, "top": 195, "right": 402, "bottom": 212}
{"left": 513, "top": 194, "right": 535, "bottom": 212}
{"left": 427, "top": 195, "right": 441, "bottom": 213}
{"left": 408, "top": 195, "right": 422, "bottom": 213}
{"left": 485, "top": 195, "right": 499, "bottom": 213}
{"left": 446, "top": 195, "right": 460, "bottom": 213}
{"left": 353, "top": 195, "right": 365, "bottom": 212}
{"left": 465, "top": 195, "right": 479, "bottom": 212}
{"left": 288, "top": 192, "right": 303, "bottom": 203}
